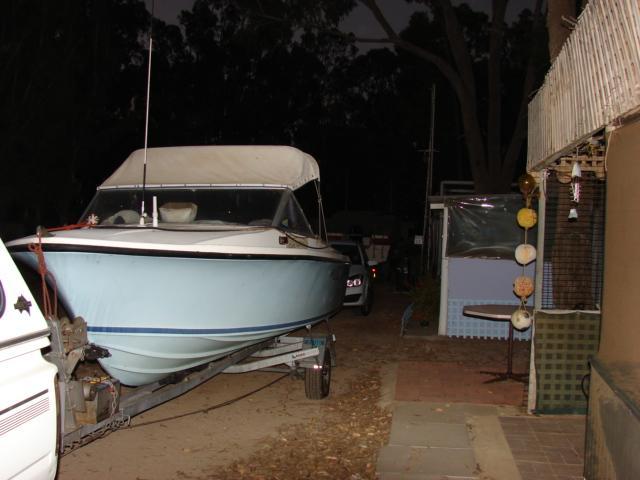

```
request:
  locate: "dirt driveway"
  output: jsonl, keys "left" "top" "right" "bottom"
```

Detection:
{"left": 57, "top": 284, "right": 530, "bottom": 479}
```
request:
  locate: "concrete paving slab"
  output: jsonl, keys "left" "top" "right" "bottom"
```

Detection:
{"left": 390, "top": 421, "right": 471, "bottom": 448}
{"left": 377, "top": 445, "right": 413, "bottom": 474}
{"left": 408, "top": 446, "right": 477, "bottom": 477}
{"left": 377, "top": 444, "right": 478, "bottom": 478}
{"left": 377, "top": 401, "right": 527, "bottom": 480}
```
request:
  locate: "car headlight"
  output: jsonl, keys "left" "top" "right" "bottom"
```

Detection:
{"left": 346, "top": 275, "right": 363, "bottom": 288}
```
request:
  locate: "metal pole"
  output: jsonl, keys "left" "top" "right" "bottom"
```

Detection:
{"left": 420, "top": 84, "right": 436, "bottom": 275}
{"left": 140, "top": 0, "right": 155, "bottom": 224}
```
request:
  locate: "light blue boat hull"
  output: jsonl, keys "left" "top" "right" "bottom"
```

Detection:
{"left": 14, "top": 251, "right": 347, "bottom": 386}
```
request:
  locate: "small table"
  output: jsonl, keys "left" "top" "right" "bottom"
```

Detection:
{"left": 463, "top": 304, "right": 531, "bottom": 384}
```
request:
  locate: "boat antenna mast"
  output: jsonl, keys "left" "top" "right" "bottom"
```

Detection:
{"left": 139, "top": 0, "right": 155, "bottom": 225}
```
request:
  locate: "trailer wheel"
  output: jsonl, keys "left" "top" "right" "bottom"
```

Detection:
{"left": 360, "top": 286, "right": 373, "bottom": 316}
{"left": 304, "top": 347, "right": 331, "bottom": 399}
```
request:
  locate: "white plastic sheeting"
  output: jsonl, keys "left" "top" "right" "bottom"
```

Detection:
{"left": 445, "top": 195, "right": 537, "bottom": 259}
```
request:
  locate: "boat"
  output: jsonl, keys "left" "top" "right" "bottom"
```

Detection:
{"left": 7, "top": 145, "right": 349, "bottom": 386}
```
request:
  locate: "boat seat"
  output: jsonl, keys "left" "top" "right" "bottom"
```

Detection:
{"left": 159, "top": 202, "right": 198, "bottom": 223}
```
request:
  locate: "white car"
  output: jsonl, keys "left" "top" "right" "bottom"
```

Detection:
{"left": 0, "top": 239, "right": 58, "bottom": 480}
{"left": 330, "top": 240, "right": 374, "bottom": 315}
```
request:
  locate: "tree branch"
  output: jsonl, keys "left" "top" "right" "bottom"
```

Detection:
{"left": 434, "top": 0, "right": 476, "bottom": 103}
{"left": 356, "top": 0, "right": 465, "bottom": 111}
{"left": 502, "top": 0, "right": 544, "bottom": 180}
{"left": 487, "top": 0, "right": 507, "bottom": 171}
{"left": 359, "top": 0, "right": 399, "bottom": 40}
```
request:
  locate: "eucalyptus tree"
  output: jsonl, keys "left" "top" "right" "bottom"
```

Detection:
{"left": 355, "top": 0, "right": 547, "bottom": 193}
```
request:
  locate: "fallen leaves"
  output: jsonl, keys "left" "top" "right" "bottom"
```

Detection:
{"left": 208, "top": 370, "right": 391, "bottom": 480}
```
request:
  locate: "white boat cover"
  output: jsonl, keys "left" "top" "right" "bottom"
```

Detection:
{"left": 99, "top": 145, "right": 320, "bottom": 190}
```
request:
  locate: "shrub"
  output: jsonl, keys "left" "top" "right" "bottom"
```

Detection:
{"left": 410, "top": 275, "right": 441, "bottom": 323}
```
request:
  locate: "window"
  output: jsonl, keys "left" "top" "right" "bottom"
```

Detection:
{"left": 81, "top": 188, "right": 286, "bottom": 227}
{"left": 274, "top": 192, "right": 313, "bottom": 235}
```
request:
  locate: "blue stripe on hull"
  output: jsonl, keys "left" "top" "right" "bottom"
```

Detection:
{"left": 86, "top": 311, "right": 333, "bottom": 335}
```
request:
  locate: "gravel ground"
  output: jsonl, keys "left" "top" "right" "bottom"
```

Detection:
{"left": 58, "top": 283, "right": 530, "bottom": 480}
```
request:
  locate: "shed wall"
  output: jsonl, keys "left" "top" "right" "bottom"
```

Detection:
{"left": 599, "top": 119, "right": 640, "bottom": 362}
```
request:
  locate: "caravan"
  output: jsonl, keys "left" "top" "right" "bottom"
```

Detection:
{"left": 0, "top": 238, "right": 58, "bottom": 480}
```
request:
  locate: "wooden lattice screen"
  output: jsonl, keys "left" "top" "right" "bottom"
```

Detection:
{"left": 535, "top": 311, "right": 601, "bottom": 413}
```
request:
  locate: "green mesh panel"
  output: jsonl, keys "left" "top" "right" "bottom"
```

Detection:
{"left": 534, "top": 311, "right": 600, "bottom": 414}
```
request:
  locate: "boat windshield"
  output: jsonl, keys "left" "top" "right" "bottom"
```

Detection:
{"left": 80, "top": 188, "right": 314, "bottom": 234}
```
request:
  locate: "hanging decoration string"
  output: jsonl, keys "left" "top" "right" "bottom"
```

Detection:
{"left": 512, "top": 173, "right": 539, "bottom": 330}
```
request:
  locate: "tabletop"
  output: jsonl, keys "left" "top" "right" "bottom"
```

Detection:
{"left": 463, "top": 304, "right": 532, "bottom": 320}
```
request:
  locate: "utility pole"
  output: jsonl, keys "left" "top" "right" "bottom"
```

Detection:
{"left": 420, "top": 84, "right": 436, "bottom": 276}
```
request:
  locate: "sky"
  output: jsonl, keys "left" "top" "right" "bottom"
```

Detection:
{"left": 148, "top": 0, "right": 416, "bottom": 34}
{"left": 151, "top": 0, "right": 539, "bottom": 42}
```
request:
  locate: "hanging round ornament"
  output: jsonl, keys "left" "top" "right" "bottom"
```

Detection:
{"left": 517, "top": 208, "right": 537, "bottom": 229}
{"left": 513, "top": 275, "right": 534, "bottom": 298}
{"left": 518, "top": 173, "right": 537, "bottom": 197}
{"left": 515, "top": 243, "right": 537, "bottom": 265}
{"left": 511, "top": 308, "right": 532, "bottom": 330}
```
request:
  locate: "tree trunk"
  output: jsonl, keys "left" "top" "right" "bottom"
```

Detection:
{"left": 547, "top": 0, "right": 575, "bottom": 62}
{"left": 487, "top": 0, "right": 507, "bottom": 181}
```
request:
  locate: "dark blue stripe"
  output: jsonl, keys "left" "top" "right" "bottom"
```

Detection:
{"left": 86, "top": 312, "right": 333, "bottom": 335}
{"left": 0, "top": 389, "right": 48, "bottom": 417}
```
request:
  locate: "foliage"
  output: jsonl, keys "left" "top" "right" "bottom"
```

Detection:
{"left": 0, "top": 0, "right": 547, "bottom": 239}
{"left": 410, "top": 275, "right": 441, "bottom": 322}
{"left": 0, "top": 0, "right": 150, "bottom": 233}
